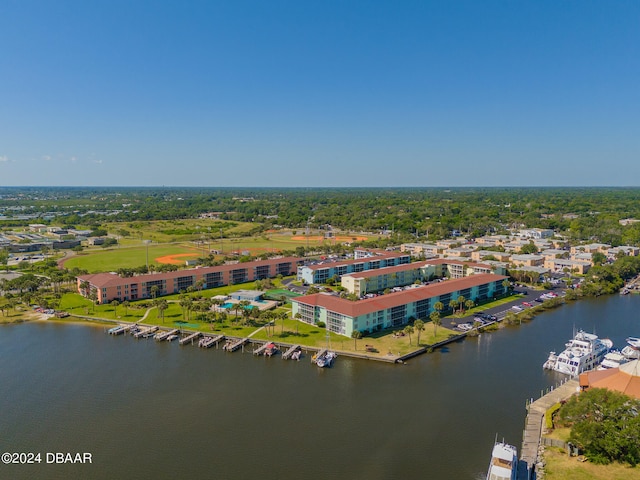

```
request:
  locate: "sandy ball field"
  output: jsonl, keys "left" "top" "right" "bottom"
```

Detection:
{"left": 154, "top": 253, "right": 201, "bottom": 265}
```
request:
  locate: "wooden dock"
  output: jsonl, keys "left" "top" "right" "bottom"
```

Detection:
{"left": 253, "top": 342, "right": 269, "bottom": 355}
{"left": 199, "top": 334, "right": 224, "bottom": 348}
{"left": 179, "top": 331, "right": 202, "bottom": 345}
{"left": 282, "top": 345, "right": 301, "bottom": 360}
{"left": 224, "top": 338, "right": 248, "bottom": 352}
{"left": 154, "top": 329, "right": 179, "bottom": 342}
{"left": 134, "top": 326, "right": 158, "bottom": 338}
{"left": 520, "top": 379, "right": 579, "bottom": 476}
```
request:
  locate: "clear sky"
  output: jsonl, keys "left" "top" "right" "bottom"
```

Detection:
{"left": 1, "top": 0, "right": 639, "bottom": 187}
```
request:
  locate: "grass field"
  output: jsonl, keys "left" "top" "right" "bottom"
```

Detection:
{"left": 62, "top": 229, "right": 380, "bottom": 273}
{"left": 63, "top": 244, "right": 202, "bottom": 272}
{"left": 544, "top": 447, "right": 640, "bottom": 480}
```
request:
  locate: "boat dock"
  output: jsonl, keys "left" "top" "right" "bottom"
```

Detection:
{"left": 520, "top": 379, "right": 579, "bottom": 477}
{"left": 223, "top": 337, "right": 248, "bottom": 352}
{"left": 199, "top": 334, "right": 224, "bottom": 348}
{"left": 179, "top": 331, "right": 202, "bottom": 345}
{"left": 313, "top": 349, "right": 327, "bottom": 363}
{"left": 108, "top": 324, "right": 133, "bottom": 335}
{"left": 282, "top": 345, "right": 301, "bottom": 360}
{"left": 134, "top": 325, "right": 158, "bottom": 338}
{"left": 154, "top": 329, "right": 179, "bottom": 341}
{"left": 253, "top": 342, "right": 270, "bottom": 355}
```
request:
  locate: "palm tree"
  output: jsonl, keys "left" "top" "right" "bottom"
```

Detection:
{"left": 449, "top": 299, "right": 458, "bottom": 314}
{"left": 89, "top": 289, "right": 98, "bottom": 313}
{"left": 79, "top": 281, "right": 90, "bottom": 298}
{"left": 434, "top": 301, "right": 444, "bottom": 316}
{"left": 414, "top": 319, "right": 425, "bottom": 346}
{"left": 111, "top": 299, "right": 120, "bottom": 317}
{"left": 430, "top": 311, "right": 441, "bottom": 336}
{"left": 156, "top": 299, "right": 168, "bottom": 323}
{"left": 150, "top": 285, "right": 159, "bottom": 299}
{"left": 351, "top": 329, "right": 362, "bottom": 350}
{"left": 404, "top": 325, "right": 414, "bottom": 345}
{"left": 465, "top": 299, "right": 475, "bottom": 312}
{"left": 279, "top": 311, "right": 288, "bottom": 335}
{"left": 122, "top": 300, "right": 130, "bottom": 317}
{"left": 294, "top": 312, "right": 302, "bottom": 335}
{"left": 457, "top": 295, "right": 466, "bottom": 313}
{"left": 238, "top": 300, "right": 251, "bottom": 325}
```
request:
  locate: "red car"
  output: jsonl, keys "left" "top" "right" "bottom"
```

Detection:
{"left": 522, "top": 302, "right": 532, "bottom": 307}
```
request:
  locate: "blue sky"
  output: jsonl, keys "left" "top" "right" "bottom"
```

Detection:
{"left": 1, "top": 0, "right": 639, "bottom": 187}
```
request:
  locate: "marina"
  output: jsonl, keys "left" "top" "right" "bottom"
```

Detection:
{"left": 2, "top": 294, "right": 639, "bottom": 480}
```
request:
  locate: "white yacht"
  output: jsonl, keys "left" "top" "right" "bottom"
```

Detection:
{"left": 486, "top": 441, "right": 518, "bottom": 480}
{"left": 621, "top": 337, "right": 640, "bottom": 360}
{"left": 543, "top": 330, "right": 613, "bottom": 376}
{"left": 598, "top": 351, "right": 630, "bottom": 370}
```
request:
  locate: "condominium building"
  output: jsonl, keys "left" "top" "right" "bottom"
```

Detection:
{"left": 292, "top": 274, "right": 508, "bottom": 337}
{"left": 77, "top": 256, "right": 302, "bottom": 304}
{"left": 296, "top": 252, "right": 411, "bottom": 285}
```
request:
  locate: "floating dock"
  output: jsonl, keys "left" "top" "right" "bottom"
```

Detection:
{"left": 179, "top": 331, "right": 202, "bottom": 345}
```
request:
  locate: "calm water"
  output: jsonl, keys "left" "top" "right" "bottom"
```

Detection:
{"left": 1, "top": 295, "right": 639, "bottom": 480}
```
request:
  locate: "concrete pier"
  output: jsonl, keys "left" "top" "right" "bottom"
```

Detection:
{"left": 520, "top": 379, "right": 579, "bottom": 477}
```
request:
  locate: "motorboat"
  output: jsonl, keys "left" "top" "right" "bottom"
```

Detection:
{"left": 543, "top": 330, "right": 613, "bottom": 376}
{"left": 316, "top": 351, "right": 337, "bottom": 368}
{"left": 598, "top": 351, "right": 630, "bottom": 370}
{"left": 622, "top": 337, "right": 640, "bottom": 360}
{"left": 486, "top": 441, "right": 518, "bottom": 480}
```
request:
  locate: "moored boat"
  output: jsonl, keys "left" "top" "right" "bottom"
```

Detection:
{"left": 486, "top": 441, "right": 518, "bottom": 480}
{"left": 316, "top": 351, "right": 337, "bottom": 368}
{"left": 598, "top": 351, "right": 630, "bottom": 370}
{"left": 542, "top": 330, "right": 612, "bottom": 376}
{"left": 622, "top": 336, "right": 640, "bottom": 360}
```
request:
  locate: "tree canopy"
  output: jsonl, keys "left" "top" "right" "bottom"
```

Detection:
{"left": 557, "top": 388, "right": 640, "bottom": 466}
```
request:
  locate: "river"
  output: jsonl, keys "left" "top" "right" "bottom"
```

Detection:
{"left": 1, "top": 294, "right": 638, "bottom": 480}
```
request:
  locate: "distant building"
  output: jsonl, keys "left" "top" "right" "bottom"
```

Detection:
{"left": 518, "top": 228, "right": 554, "bottom": 239}
{"left": 296, "top": 251, "right": 411, "bottom": 285}
{"left": 340, "top": 258, "right": 504, "bottom": 296}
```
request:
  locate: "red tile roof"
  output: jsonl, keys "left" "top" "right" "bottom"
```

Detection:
{"left": 294, "top": 273, "right": 507, "bottom": 317}
{"left": 580, "top": 360, "right": 640, "bottom": 399}
{"left": 302, "top": 252, "right": 410, "bottom": 271}
{"left": 343, "top": 259, "right": 494, "bottom": 279}
{"left": 77, "top": 256, "right": 302, "bottom": 288}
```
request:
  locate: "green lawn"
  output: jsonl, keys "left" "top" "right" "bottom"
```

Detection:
{"left": 64, "top": 244, "right": 201, "bottom": 272}
{"left": 544, "top": 448, "right": 640, "bottom": 480}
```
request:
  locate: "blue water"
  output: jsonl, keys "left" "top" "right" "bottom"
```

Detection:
{"left": 1, "top": 294, "right": 639, "bottom": 480}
